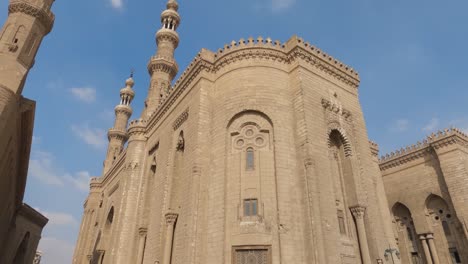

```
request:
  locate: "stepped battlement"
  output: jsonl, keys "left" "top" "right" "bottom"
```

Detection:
{"left": 379, "top": 128, "right": 468, "bottom": 170}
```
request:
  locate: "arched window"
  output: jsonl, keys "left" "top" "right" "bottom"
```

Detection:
{"left": 246, "top": 148, "right": 254, "bottom": 170}
{"left": 107, "top": 207, "right": 114, "bottom": 225}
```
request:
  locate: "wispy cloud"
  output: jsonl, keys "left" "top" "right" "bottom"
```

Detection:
{"left": 65, "top": 171, "right": 91, "bottom": 192}
{"left": 40, "top": 211, "right": 79, "bottom": 227}
{"left": 70, "top": 87, "right": 96, "bottom": 103}
{"left": 423, "top": 118, "right": 440, "bottom": 132}
{"left": 39, "top": 237, "right": 75, "bottom": 264}
{"left": 29, "top": 149, "right": 92, "bottom": 191}
{"left": 390, "top": 119, "right": 410, "bottom": 132}
{"left": 99, "top": 109, "right": 115, "bottom": 124}
{"left": 71, "top": 124, "right": 107, "bottom": 149}
{"left": 271, "top": 0, "right": 296, "bottom": 12}
{"left": 29, "top": 150, "right": 65, "bottom": 186}
{"left": 110, "top": 0, "right": 123, "bottom": 9}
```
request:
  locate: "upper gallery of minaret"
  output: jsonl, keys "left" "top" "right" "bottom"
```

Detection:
{"left": 142, "top": 0, "right": 180, "bottom": 118}
{"left": 0, "top": 0, "right": 55, "bottom": 95}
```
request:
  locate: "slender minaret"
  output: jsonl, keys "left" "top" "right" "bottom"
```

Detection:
{"left": 103, "top": 74, "right": 135, "bottom": 174}
{"left": 142, "top": 0, "right": 180, "bottom": 117}
{"left": 0, "top": 0, "right": 55, "bottom": 95}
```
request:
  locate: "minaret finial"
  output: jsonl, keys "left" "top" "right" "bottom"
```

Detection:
{"left": 130, "top": 69, "right": 134, "bottom": 78}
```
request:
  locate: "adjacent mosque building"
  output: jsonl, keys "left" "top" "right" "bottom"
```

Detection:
{"left": 67, "top": 1, "right": 467, "bottom": 264}
{"left": 0, "top": 0, "right": 55, "bottom": 263}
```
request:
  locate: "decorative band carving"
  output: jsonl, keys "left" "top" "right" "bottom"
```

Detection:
{"left": 172, "top": 109, "right": 188, "bottom": 130}
{"left": 9, "top": 2, "right": 54, "bottom": 33}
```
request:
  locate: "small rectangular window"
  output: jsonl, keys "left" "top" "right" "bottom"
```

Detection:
{"left": 449, "top": 248, "right": 461, "bottom": 263}
{"left": 442, "top": 220, "right": 452, "bottom": 236}
{"left": 410, "top": 252, "right": 420, "bottom": 264}
{"left": 244, "top": 199, "right": 258, "bottom": 216}
{"left": 337, "top": 210, "right": 346, "bottom": 235}
{"left": 246, "top": 148, "right": 255, "bottom": 170}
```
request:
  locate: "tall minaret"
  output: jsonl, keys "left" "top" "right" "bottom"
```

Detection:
{"left": 142, "top": 0, "right": 180, "bottom": 118}
{"left": 0, "top": 0, "right": 55, "bottom": 95}
{"left": 103, "top": 74, "right": 135, "bottom": 174}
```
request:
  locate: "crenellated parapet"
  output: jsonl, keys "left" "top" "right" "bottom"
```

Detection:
{"left": 89, "top": 177, "right": 102, "bottom": 190}
{"left": 145, "top": 35, "right": 360, "bottom": 131}
{"left": 9, "top": 0, "right": 55, "bottom": 34}
{"left": 369, "top": 140, "right": 379, "bottom": 157}
{"left": 128, "top": 119, "right": 148, "bottom": 139}
{"left": 379, "top": 128, "right": 468, "bottom": 170}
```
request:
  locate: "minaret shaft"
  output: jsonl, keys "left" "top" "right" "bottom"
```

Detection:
{"left": 0, "top": 0, "right": 55, "bottom": 95}
{"left": 142, "top": 0, "right": 180, "bottom": 118}
{"left": 103, "top": 77, "right": 135, "bottom": 174}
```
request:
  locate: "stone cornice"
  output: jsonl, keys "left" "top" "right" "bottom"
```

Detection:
{"left": 102, "top": 149, "right": 127, "bottom": 184}
{"left": 379, "top": 128, "right": 468, "bottom": 171}
{"left": 9, "top": 1, "right": 55, "bottom": 34}
{"left": 18, "top": 203, "right": 48, "bottom": 228}
{"left": 145, "top": 35, "right": 359, "bottom": 133}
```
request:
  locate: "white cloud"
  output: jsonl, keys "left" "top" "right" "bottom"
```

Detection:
{"left": 71, "top": 124, "right": 107, "bottom": 149}
{"left": 29, "top": 150, "right": 92, "bottom": 191}
{"left": 65, "top": 171, "right": 91, "bottom": 192}
{"left": 70, "top": 87, "right": 96, "bottom": 103}
{"left": 39, "top": 237, "right": 75, "bottom": 264}
{"left": 32, "top": 135, "right": 41, "bottom": 145}
{"left": 390, "top": 119, "right": 409, "bottom": 132}
{"left": 423, "top": 118, "right": 440, "bottom": 132}
{"left": 110, "top": 0, "right": 123, "bottom": 9}
{"left": 41, "top": 211, "right": 79, "bottom": 227}
{"left": 99, "top": 109, "right": 115, "bottom": 124}
{"left": 29, "top": 151, "right": 65, "bottom": 186}
{"left": 271, "top": 0, "right": 296, "bottom": 11}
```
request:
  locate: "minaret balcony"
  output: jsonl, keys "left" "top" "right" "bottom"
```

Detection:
{"left": 147, "top": 57, "right": 179, "bottom": 78}
{"left": 114, "top": 104, "right": 133, "bottom": 116}
{"left": 107, "top": 129, "right": 128, "bottom": 141}
{"left": 156, "top": 29, "right": 179, "bottom": 47}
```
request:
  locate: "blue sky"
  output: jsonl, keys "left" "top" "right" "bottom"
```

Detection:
{"left": 1, "top": 0, "right": 468, "bottom": 263}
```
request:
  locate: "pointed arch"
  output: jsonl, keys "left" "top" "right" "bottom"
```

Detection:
{"left": 327, "top": 124, "right": 352, "bottom": 157}
{"left": 392, "top": 202, "right": 423, "bottom": 264}
{"left": 106, "top": 206, "right": 114, "bottom": 226}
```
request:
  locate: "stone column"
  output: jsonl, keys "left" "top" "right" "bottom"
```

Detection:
{"left": 163, "top": 212, "right": 178, "bottom": 264}
{"left": 419, "top": 234, "right": 433, "bottom": 264}
{"left": 426, "top": 233, "right": 440, "bottom": 264}
{"left": 350, "top": 206, "right": 372, "bottom": 264}
{"left": 136, "top": 228, "right": 148, "bottom": 264}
